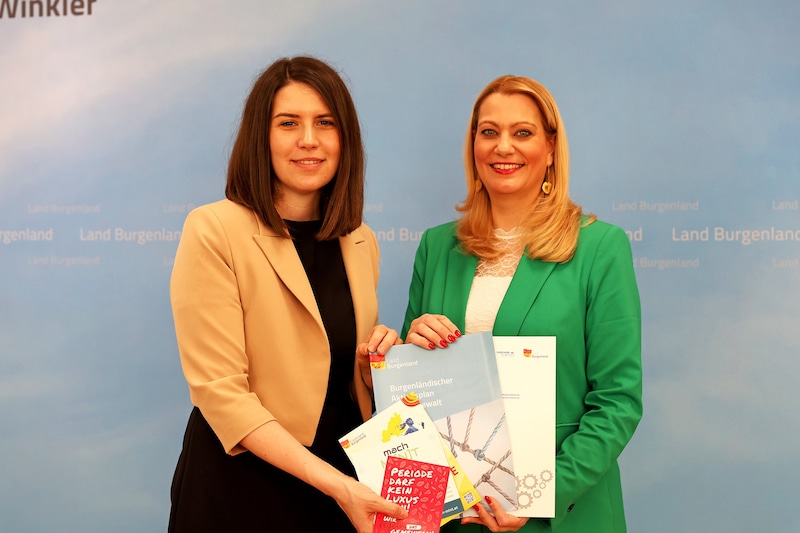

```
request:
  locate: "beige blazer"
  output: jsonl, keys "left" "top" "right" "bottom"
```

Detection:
{"left": 171, "top": 199, "right": 378, "bottom": 454}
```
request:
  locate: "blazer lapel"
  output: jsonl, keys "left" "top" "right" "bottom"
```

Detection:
{"left": 339, "top": 227, "right": 375, "bottom": 341}
{"left": 494, "top": 256, "right": 556, "bottom": 335}
{"left": 253, "top": 231, "right": 324, "bottom": 329}
{"left": 444, "top": 246, "right": 479, "bottom": 331}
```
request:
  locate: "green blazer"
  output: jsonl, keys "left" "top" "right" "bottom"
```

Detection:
{"left": 401, "top": 219, "right": 642, "bottom": 533}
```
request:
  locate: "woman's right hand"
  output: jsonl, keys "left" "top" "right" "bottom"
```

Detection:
{"left": 405, "top": 313, "right": 461, "bottom": 350}
{"left": 242, "top": 422, "right": 406, "bottom": 533}
{"left": 333, "top": 476, "right": 408, "bottom": 533}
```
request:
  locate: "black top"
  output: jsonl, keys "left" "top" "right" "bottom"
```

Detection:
{"left": 286, "top": 219, "right": 362, "bottom": 472}
{"left": 169, "top": 220, "right": 363, "bottom": 532}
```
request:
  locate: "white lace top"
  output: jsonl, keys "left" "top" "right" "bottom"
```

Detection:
{"left": 464, "top": 228, "right": 524, "bottom": 335}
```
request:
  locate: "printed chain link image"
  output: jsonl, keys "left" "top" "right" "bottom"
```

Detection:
{"left": 441, "top": 408, "right": 553, "bottom": 510}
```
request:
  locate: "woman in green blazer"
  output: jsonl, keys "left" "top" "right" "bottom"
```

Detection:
{"left": 402, "top": 75, "right": 642, "bottom": 532}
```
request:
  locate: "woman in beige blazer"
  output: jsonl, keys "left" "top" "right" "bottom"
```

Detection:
{"left": 168, "top": 56, "right": 407, "bottom": 533}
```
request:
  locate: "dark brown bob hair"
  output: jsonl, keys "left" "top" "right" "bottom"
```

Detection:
{"left": 225, "top": 56, "right": 365, "bottom": 239}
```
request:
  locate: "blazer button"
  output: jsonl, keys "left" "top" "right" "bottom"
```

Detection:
{"left": 567, "top": 504, "right": 575, "bottom": 512}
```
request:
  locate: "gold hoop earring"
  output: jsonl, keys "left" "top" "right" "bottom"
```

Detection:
{"left": 541, "top": 181, "right": 552, "bottom": 195}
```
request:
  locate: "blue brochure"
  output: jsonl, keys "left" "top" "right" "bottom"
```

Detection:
{"left": 372, "top": 331, "right": 501, "bottom": 420}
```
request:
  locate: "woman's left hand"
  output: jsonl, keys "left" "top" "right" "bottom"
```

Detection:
{"left": 356, "top": 325, "right": 401, "bottom": 389}
{"left": 461, "top": 495, "right": 529, "bottom": 532}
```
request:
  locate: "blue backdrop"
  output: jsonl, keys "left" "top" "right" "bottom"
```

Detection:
{"left": 1, "top": 1, "right": 798, "bottom": 531}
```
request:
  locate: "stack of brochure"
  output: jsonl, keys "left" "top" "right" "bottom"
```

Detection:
{"left": 339, "top": 392, "right": 480, "bottom": 526}
{"left": 360, "top": 331, "right": 557, "bottom": 519}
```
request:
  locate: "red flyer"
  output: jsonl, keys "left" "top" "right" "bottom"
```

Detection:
{"left": 373, "top": 455, "right": 451, "bottom": 533}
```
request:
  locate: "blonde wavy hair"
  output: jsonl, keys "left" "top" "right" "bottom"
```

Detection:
{"left": 456, "top": 75, "right": 594, "bottom": 262}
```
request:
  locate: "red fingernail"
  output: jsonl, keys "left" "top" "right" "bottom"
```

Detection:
{"left": 447, "top": 334, "right": 456, "bottom": 342}
{"left": 439, "top": 340, "right": 448, "bottom": 348}
{"left": 485, "top": 495, "right": 493, "bottom": 504}
{"left": 455, "top": 330, "right": 462, "bottom": 337}
{"left": 428, "top": 342, "right": 436, "bottom": 350}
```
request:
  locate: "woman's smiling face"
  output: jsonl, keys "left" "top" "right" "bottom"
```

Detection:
{"left": 473, "top": 92, "right": 554, "bottom": 205}
{"left": 269, "top": 82, "right": 341, "bottom": 217}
